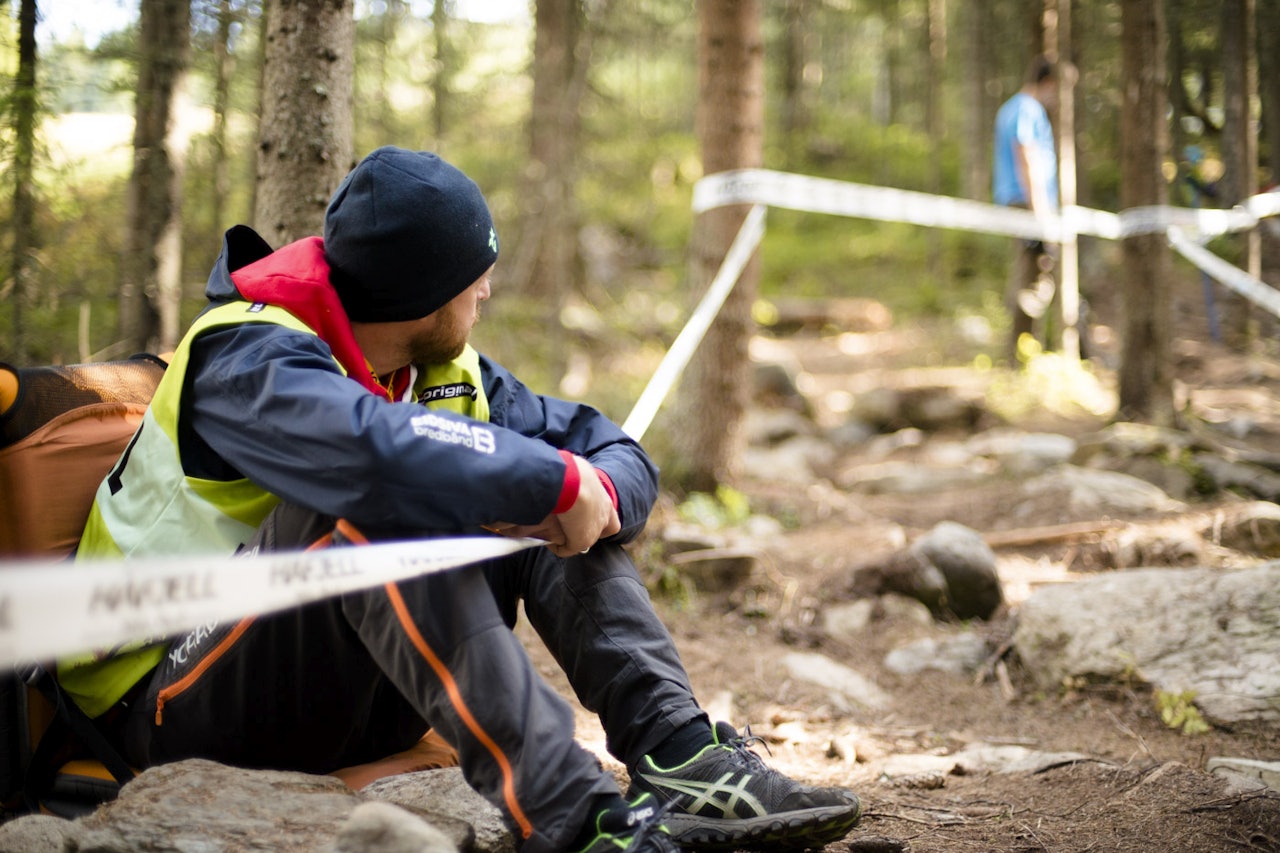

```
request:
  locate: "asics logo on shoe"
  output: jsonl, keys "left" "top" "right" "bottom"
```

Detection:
{"left": 626, "top": 805, "right": 655, "bottom": 827}
{"left": 639, "top": 771, "right": 766, "bottom": 818}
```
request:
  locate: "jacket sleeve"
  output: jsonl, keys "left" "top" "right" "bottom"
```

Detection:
{"left": 181, "top": 322, "right": 571, "bottom": 534}
{"left": 480, "top": 354, "right": 659, "bottom": 543}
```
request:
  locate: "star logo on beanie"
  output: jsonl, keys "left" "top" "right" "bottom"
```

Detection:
{"left": 488, "top": 227, "right": 498, "bottom": 254}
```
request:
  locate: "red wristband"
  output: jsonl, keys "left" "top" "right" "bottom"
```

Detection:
{"left": 553, "top": 450, "right": 580, "bottom": 514}
{"left": 595, "top": 468, "right": 618, "bottom": 511}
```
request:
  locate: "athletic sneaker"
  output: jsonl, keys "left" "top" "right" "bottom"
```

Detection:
{"left": 573, "top": 793, "right": 680, "bottom": 853}
{"left": 628, "top": 722, "right": 863, "bottom": 851}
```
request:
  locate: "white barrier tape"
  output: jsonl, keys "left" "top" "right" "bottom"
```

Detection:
{"left": 6, "top": 169, "right": 1275, "bottom": 671}
{"left": 0, "top": 206, "right": 766, "bottom": 668}
{"left": 0, "top": 536, "right": 538, "bottom": 669}
{"left": 1167, "top": 227, "right": 1280, "bottom": 319}
{"left": 1249, "top": 191, "right": 1280, "bottom": 222}
{"left": 693, "top": 168, "right": 1280, "bottom": 243}
{"left": 692, "top": 169, "right": 1056, "bottom": 241}
{"left": 621, "top": 204, "right": 766, "bottom": 440}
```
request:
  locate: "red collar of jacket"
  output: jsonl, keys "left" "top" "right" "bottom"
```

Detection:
{"left": 229, "top": 236, "right": 384, "bottom": 397}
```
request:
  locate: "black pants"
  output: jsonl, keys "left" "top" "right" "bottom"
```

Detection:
{"left": 114, "top": 505, "right": 706, "bottom": 852}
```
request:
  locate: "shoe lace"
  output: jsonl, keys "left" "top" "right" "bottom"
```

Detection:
{"left": 626, "top": 799, "right": 676, "bottom": 851}
{"left": 720, "top": 724, "right": 774, "bottom": 772}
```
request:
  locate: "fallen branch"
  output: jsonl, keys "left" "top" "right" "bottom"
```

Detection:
{"left": 982, "top": 519, "right": 1125, "bottom": 549}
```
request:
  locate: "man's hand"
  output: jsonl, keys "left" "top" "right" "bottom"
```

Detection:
{"left": 486, "top": 456, "right": 620, "bottom": 557}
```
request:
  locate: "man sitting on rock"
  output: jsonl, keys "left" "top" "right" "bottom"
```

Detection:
{"left": 63, "top": 147, "right": 863, "bottom": 852}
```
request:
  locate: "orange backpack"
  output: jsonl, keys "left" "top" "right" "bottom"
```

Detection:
{"left": 0, "top": 355, "right": 458, "bottom": 815}
{"left": 0, "top": 355, "right": 166, "bottom": 816}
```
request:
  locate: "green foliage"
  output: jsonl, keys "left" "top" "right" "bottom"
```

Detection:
{"left": 676, "top": 486, "right": 752, "bottom": 530}
{"left": 1156, "top": 689, "right": 1211, "bottom": 736}
{"left": 10, "top": 0, "right": 1251, "bottom": 386}
{"left": 42, "top": 40, "right": 134, "bottom": 114}
{"left": 985, "top": 346, "right": 1117, "bottom": 421}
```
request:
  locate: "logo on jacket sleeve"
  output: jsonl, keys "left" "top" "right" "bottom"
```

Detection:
{"left": 410, "top": 412, "right": 496, "bottom": 454}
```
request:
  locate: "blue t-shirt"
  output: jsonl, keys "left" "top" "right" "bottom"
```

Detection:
{"left": 993, "top": 91, "right": 1058, "bottom": 209}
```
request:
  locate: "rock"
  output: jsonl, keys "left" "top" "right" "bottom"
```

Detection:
{"left": 335, "top": 801, "right": 458, "bottom": 853}
{"left": 364, "top": 767, "right": 514, "bottom": 853}
{"left": 897, "top": 386, "right": 988, "bottom": 432}
{"left": 0, "top": 813, "right": 77, "bottom": 852}
{"left": 1209, "top": 500, "right": 1280, "bottom": 556}
{"left": 1206, "top": 758, "right": 1280, "bottom": 793}
{"left": 825, "top": 419, "right": 877, "bottom": 450}
{"left": 1072, "top": 422, "right": 1197, "bottom": 467}
{"left": 659, "top": 522, "right": 729, "bottom": 556}
{"left": 752, "top": 362, "right": 811, "bottom": 414}
{"left": 847, "top": 836, "right": 912, "bottom": 852}
{"left": 951, "top": 742, "right": 1100, "bottom": 775}
{"left": 1020, "top": 465, "right": 1186, "bottom": 515}
{"left": 20, "top": 761, "right": 482, "bottom": 853}
{"left": 966, "top": 429, "right": 1077, "bottom": 475}
{"left": 1194, "top": 453, "right": 1280, "bottom": 501}
{"left": 669, "top": 547, "right": 759, "bottom": 593}
{"left": 1110, "top": 527, "right": 1205, "bottom": 568}
{"left": 742, "top": 407, "right": 816, "bottom": 446}
{"left": 839, "top": 460, "right": 992, "bottom": 494}
{"left": 850, "top": 387, "right": 903, "bottom": 432}
{"left": 1012, "top": 562, "right": 1280, "bottom": 723}
{"left": 910, "top": 521, "right": 1003, "bottom": 620}
{"left": 847, "top": 386, "right": 989, "bottom": 434}
{"left": 879, "top": 742, "right": 1101, "bottom": 783}
{"left": 884, "top": 633, "right": 990, "bottom": 676}
{"left": 741, "top": 435, "right": 837, "bottom": 483}
{"left": 848, "top": 522, "right": 1002, "bottom": 621}
{"left": 70, "top": 759, "right": 364, "bottom": 852}
{"left": 848, "top": 547, "right": 949, "bottom": 615}
{"left": 767, "top": 296, "right": 893, "bottom": 335}
{"left": 821, "top": 595, "right": 935, "bottom": 638}
{"left": 781, "top": 651, "right": 891, "bottom": 711}
{"left": 877, "top": 753, "right": 957, "bottom": 780}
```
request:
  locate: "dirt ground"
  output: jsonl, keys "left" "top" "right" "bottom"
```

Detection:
{"left": 527, "top": 269, "right": 1280, "bottom": 851}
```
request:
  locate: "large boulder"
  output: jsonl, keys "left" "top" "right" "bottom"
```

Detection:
{"left": 1013, "top": 562, "right": 1280, "bottom": 724}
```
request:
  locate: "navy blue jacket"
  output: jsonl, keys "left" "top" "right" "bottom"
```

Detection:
{"left": 178, "top": 226, "right": 659, "bottom": 542}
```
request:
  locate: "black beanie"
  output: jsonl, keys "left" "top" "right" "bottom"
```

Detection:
{"left": 324, "top": 147, "right": 500, "bottom": 322}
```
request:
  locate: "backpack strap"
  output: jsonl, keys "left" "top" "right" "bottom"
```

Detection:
{"left": 19, "top": 663, "right": 135, "bottom": 815}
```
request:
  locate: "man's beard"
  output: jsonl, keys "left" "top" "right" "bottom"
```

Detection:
{"left": 407, "top": 305, "right": 480, "bottom": 365}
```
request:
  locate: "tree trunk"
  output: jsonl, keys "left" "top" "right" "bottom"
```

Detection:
{"left": 961, "top": 0, "right": 990, "bottom": 200}
{"left": 431, "top": 0, "right": 452, "bottom": 144}
{"left": 924, "top": 0, "right": 946, "bottom": 273}
{"left": 9, "top": 0, "right": 38, "bottom": 364}
{"left": 372, "top": 0, "right": 403, "bottom": 142}
{"left": 1167, "top": 0, "right": 1189, "bottom": 202}
{"left": 1260, "top": 0, "right": 1280, "bottom": 187}
{"left": 119, "top": 0, "right": 191, "bottom": 355}
{"left": 1217, "top": 0, "right": 1257, "bottom": 346}
{"left": 255, "top": 0, "right": 355, "bottom": 247}
{"left": 509, "top": 0, "right": 598, "bottom": 384}
{"left": 515, "top": 0, "right": 587, "bottom": 300}
{"left": 778, "top": 0, "right": 808, "bottom": 164}
{"left": 1054, "top": 0, "right": 1081, "bottom": 359}
{"left": 1260, "top": 0, "right": 1280, "bottom": 297}
{"left": 1117, "top": 0, "right": 1173, "bottom": 426}
{"left": 211, "top": 0, "right": 235, "bottom": 235}
{"left": 672, "top": 0, "right": 764, "bottom": 492}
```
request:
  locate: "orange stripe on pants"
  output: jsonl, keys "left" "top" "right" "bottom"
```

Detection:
{"left": 383, "top": 581, "right": 534, "bottom": 839}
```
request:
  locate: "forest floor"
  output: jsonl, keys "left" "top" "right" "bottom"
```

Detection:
{"left": 526, "top": 266, "right": 1280, "bottom": 852}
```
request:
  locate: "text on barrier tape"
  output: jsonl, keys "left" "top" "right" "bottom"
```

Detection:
{"left": 0, "top": 536, "right": 538, "bottom": 669}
